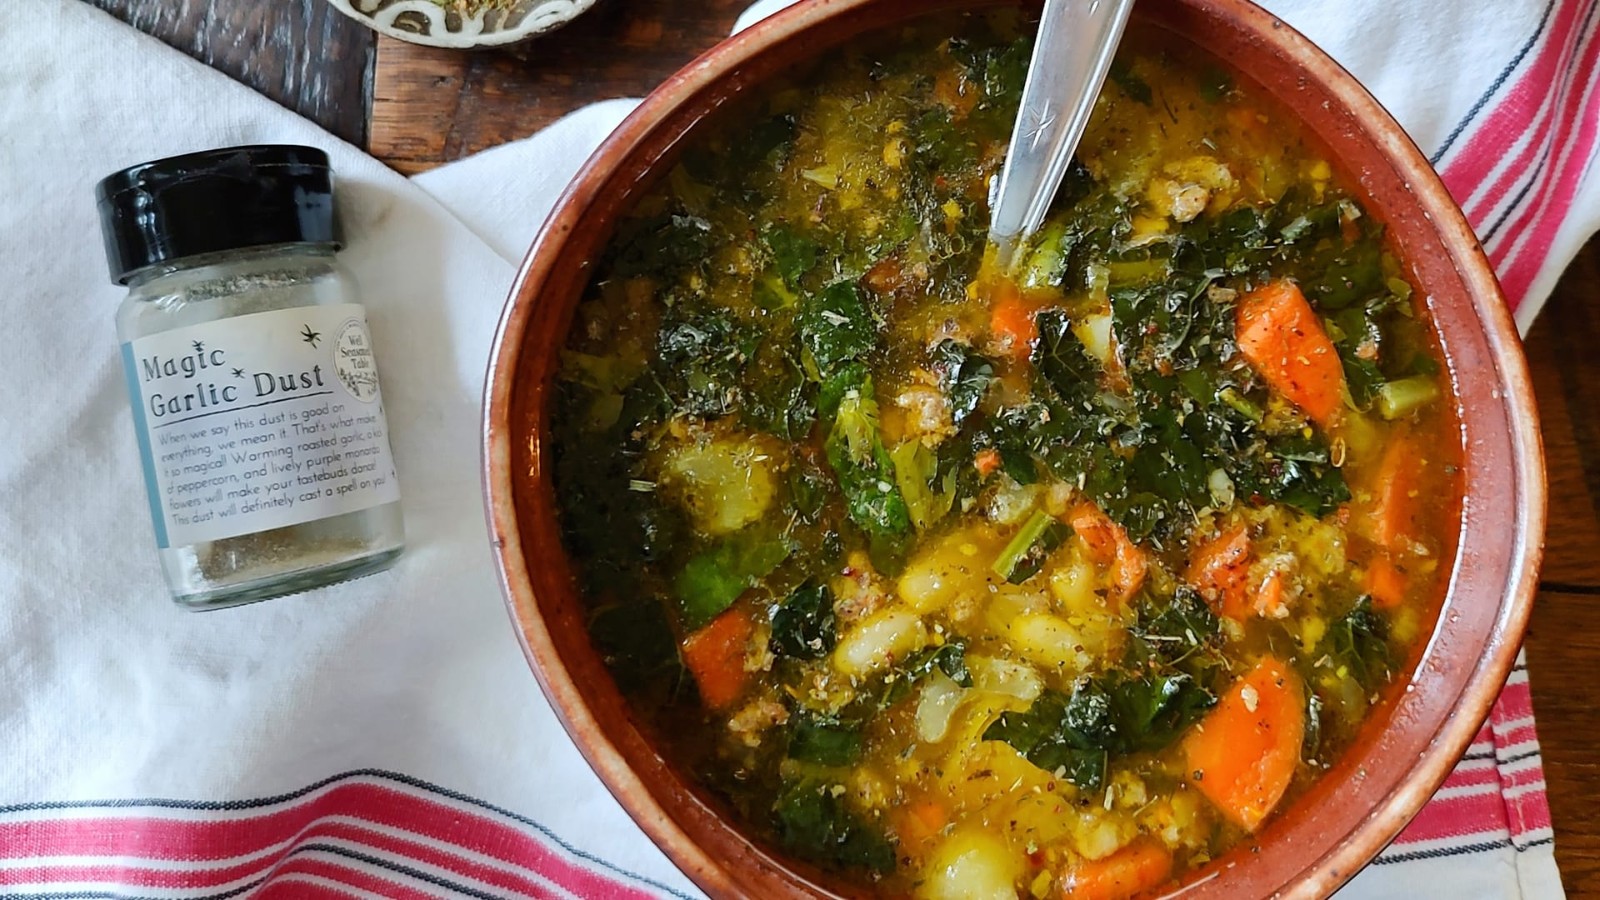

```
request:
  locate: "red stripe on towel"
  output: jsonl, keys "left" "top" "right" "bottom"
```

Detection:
{"left": 0, "top": 772, "right": 675, "bottom": 899}
{"left": 1489, "top": 27, "right": 1600, "bottom": 300}
{"left": 1439, "top": 0, "right": 1590, "bottom": 201}
{"left": 1439, "top": 0, "right": 1600, "bottom": 310}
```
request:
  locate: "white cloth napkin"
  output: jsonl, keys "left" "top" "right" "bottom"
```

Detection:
{"left": 0, "top": 0, "right": 1587, "bottom": 897}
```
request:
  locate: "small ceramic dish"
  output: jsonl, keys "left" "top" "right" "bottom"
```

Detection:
{"left": 324, "top": 0, "right": 596, "bottom": 49}
{"left": 483, "top": 0, "right": 1546, "bottom": 896}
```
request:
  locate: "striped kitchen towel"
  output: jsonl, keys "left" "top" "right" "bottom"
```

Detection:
{"left": 0, "top": 0, "right": 1588, "bottom": 897}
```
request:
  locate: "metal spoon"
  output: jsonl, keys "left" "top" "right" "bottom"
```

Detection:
{"left": 987, "top": 0, "right": 1137, "bottom": 271}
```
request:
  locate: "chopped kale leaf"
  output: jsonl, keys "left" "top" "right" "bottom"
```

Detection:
{"left": 983, "top": 687, "right": 1109, "bottom": 789}
{"left": 821, "top": 366, "right": 911, "bottom": 539}
{"left": 788, "top": 715, "right": 864, "bottom": 766}
{"left": 743, "top": 348, "right": 815, "bottom": 441}
{"left": 610, "top": 212, "right": 713, "bottom": 278}
{"left": 1131, "top": 586, "right": 1223, "bottom": 667}
{"left": 983, "top": 662, "right": 1219, "bottom": 788}
{"left": 985, "top": 589, "right": 1224, "bottom": 785}
{"left": 1032, "top": 309, "right": 1102, "bottom": 402}
{"left": 930, "top": 339, "right": 996, "bottom": 427}
{"left": 870, "top": 641, "right": 975, "bottom": 711}
{"left": 1324, "top": 595, "right": 1392, "bottom": 690}
{"left": 1109, "top": 61, "right": 1154, "bottom": 105}
{"left": 765, "top": 224, "right": 820, "bottom": 288}
{"left": 589, "top": 599, "right": 682, "bottom": 695}
{"left": 799, "top": 281, "right": 879, "bottom": 372}
{"left": 773, "top": 776, "right": 895, "bottom": 873}
{"left": 655, "top": 310, "right": 756, "bottom": 418}
{"left": 674, "top": 531, "right": 792, "bottom": 629}
{"left": 904, "top": 642, "right": 973, "bottom": 688}
{"left": 771, "top": 580, "right": 838, "bottom": 660}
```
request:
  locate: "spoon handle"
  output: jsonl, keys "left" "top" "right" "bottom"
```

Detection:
{"left": 987, "top": 0, "right": 1136, "bottom": 269}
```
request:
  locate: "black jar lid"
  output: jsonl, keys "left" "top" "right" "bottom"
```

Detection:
{"left": 96, "top": 144, "right": 340, "bottom": 285}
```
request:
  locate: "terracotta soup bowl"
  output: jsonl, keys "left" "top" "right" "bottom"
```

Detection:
{"left": 484, "top": 0, "right": 1546, "bottom": 896}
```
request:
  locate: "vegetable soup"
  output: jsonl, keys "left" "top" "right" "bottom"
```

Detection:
{"left": 550, "top": 11, "right": 1460, "bottom": 898}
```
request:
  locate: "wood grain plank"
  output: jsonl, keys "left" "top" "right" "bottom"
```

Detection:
{"left": 369, "top": 38, "right": 474, "bottom": 174}
{"left": 1525, "top": 239, "right": 1600, "bottom": 590}
{"left": 1523, "top": 239, "right": 1600, "bottom": 896}
{"left": 83, "top": 0, "right": 374, "bottom": 148}
{"left": 1526, "top": 588, "right": 1600, "bottom": 897}
{"left": 370, "top": 1, "right": 748, "bottom": 173}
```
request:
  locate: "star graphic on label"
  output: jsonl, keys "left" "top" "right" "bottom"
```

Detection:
{"left": 232, "top": 367, "right": 245, "bottom": 379}
{"left": 191, "top": 340, "right": 205, "bottom": 354}
{"left": 301, "top": 324, "right": 322, "bottom": 348}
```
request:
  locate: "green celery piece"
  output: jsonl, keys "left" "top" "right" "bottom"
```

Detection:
{"left": 1218, "top": 387, "right": 1265, "bottom": 423}
{"left": 890, "top": 440, "right": 954, "bottom": 532}
{"left": 1375, "top": 375, "right": 1440, "bottom": 420}
{"left": 991, "top": 509, "right": 1070, "bottom": 584}
{"left": 1017, "top": 222, "right": 1069, "bottom": 290}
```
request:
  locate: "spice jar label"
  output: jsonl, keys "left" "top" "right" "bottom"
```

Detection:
{"left": 120, "top": 303, "right": 402, "bottom": 548}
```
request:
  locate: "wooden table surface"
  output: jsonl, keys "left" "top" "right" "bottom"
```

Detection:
{"left": 89, "top": 1, "right": 1600, "bottom": 895}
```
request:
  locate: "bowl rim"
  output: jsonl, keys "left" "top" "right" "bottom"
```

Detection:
{"left": 482, "top": 0, "right": 1547, "bottom": 896}
{"left": 324, "top": 0, "right": 598, "bottom": 49}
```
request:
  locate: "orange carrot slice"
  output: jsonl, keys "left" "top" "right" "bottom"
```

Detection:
{"left": 1186, "top": 526, "right": 1252, "bottom": 620}
{"left": 1364, "top": 555, "right": 1408, "bottom": 609}
{"left": 1184, "top": 656, "right": 1306, "bottom": 832}
{"left": 990, "top": 297, "right": 1038, "bottom": 361}
{"left": 1061, "top": 838, "right": 1174, "bottom": 900}
{"left": 1367, "top": 431, "right": 1421, "bottom": 553}
{"left": 1235, "top": 280, "right": 1345, "bottom": 428}
{"left": 975, "top": 447, "right": 1003, "bottom": 478}
{"left": 680, "top": 607, "right": 755, "bottom": 711}
{"left": 897, "top": 799, "right": 949, "bottom": 849}
{"left": 1069, "top": 501, "right": 1148, "bottom": 605}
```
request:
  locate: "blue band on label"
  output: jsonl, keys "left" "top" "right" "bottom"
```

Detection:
{"left": 121, "top": 343, "right": 169, "bottom": 548}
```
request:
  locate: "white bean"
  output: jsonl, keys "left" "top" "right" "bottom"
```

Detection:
{"left": 967, "top": 654, "right": 1044, "bottom": 702}
{"left": 1047, "top": 549, "right": 1099, "bottom": 616}
{"left": 897, "top": 529, "right": 994, "bottom": 614}
{"left": 833, "top": 609, "right": 929, "bottom": 677}
{"left": 1008, "top": 612, "right": 1092, "bottom": 675}
{"left": 914, "top": 670, "right": 967, "bottom": 743}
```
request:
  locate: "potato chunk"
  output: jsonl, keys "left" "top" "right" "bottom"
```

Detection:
{"left": 658, "top": 431, "right": 779, "bottom": 535}
{"left": 1146, "top": 155, "right": 1237, "bottom": 222}
{"left": 917, "top": 828, "right": 1022, "bottom": 900}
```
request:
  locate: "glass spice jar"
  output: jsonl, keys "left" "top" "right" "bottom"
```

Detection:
{"left": 98, "top": 145, "right": 404, "bottom": 610}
